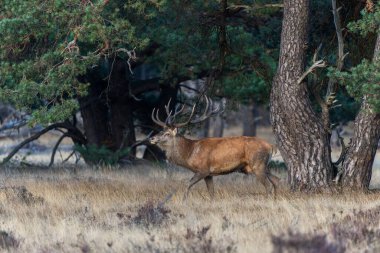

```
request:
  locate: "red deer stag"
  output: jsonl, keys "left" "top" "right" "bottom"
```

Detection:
{"left": 149, "top": 96, "right": 279, "bottom": 199}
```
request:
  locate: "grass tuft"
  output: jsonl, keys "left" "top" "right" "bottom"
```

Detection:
{"left": 0, "top": 163, "right": 378, "bottom": 252}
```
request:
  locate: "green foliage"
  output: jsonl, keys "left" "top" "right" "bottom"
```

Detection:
{"left": 74, "top": 144, "right": 131, "bottom": 165}
{"left": 140, "top": 0, "right": 281, "bottom": 104}
{"left": 329, "top": 60, "right": 380, "bottom": 112}
{"left": 0, "top": 0, "right": 149, "bottom": 125}
{"left": 329, "top": 91, "right": 360, "bottom": 124}
{"left": 348, "top": 4, "right": 380, "bottom": 36}
{"left": 0, "top": 0, "right": 282, "bottom": 129}
{"left": 330, "top": 2, "right": 380, "bottom": 113}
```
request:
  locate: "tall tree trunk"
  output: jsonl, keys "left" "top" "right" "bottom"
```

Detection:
{"left": 78, "top": 58, "right": 136, "bottom": 163}
{"left": 213, "top": 115, "right": 224, "bottom": 137}
{"left": 270, "top": 0, "right": 333, "bottom": 191}
{"left": 243, "top": 103, "right": 258, "bottom": 136}
{"left": 79, "top": 80, "right": 110, "bottom": 148}
{"left": 200, "top": 118, "right": 210, "bottom": 138}
{"left": 341, "top": 34, "right": 380, "bottom": 189}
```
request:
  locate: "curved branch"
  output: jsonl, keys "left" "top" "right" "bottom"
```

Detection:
{"left": 48, "top": 133, "right": 70, "bottom": 167}
{"left": 2, "top": 122, "right": 85, "bottom": 164}
{"left": 2, "top": 123, "right": 66, "bottom": 164}
{"left": 333, "top": 130, "right": 349, "bottom": 166}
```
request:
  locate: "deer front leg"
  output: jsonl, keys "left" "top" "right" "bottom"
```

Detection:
{"left": 183, "top": 173, "right": 208, "bottom": 201}
{"left": 204, "top": 176, "right": 214, "bottom": 199}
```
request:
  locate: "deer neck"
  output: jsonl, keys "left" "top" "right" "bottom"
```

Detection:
{"left": 166, "top": 136, "right": 194, "bottom": 167}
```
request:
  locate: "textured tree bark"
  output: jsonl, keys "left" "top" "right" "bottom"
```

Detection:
{"left": 79, "top": 58, "right": 136, "bottom": 159}
{"left": 200, "top": 118, "right": 210, "bottom": 138}
{"left": 341, "top": 34, "right": 380, "bottom": 189}
{"left": 213, "top": 115, "right": 224, "bottom": 137}
{"left": 79, "top": 80, "right": 109, "bottom": 147}
{"left": 270, "top": 0, "right": 333, "bottom": 191}
{"left": 243, "top": 103, "right": 258, "bottom": 136}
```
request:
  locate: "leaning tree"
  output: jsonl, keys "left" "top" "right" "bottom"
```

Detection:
{"left": 336, "top": 2, "right": 380, "bottom": 188}
{"left": 270, "top": 0, "right": 380, "bottom": 191}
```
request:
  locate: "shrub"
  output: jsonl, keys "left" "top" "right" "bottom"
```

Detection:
{"left": 0, "top": 231, "right": 20, "bottom": 249}
{"left": 271, "top": 230, "right": 345, "bottom": 253}
{"left": 130, "top": 200, "right": 171, "bottom": 228}
{"left": 74, "top": 144, "right": 131, "bottom": 165}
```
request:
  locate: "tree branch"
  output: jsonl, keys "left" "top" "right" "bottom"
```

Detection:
{"left": 48, "top": 133, "right": 70, "bottom": 167}
{"left": 333, "top": 130, "right": 349, "bottom": 166}
{"left": 325, "top": 0, "right": 348, "bottom": 106}
{"left": 2, "top": 122, "right": 85, "bottom": 164}
{"left": 320, "top": 0, "right": 348, "bottom": 133}
{"left": 297, "top": 60, "right": 326, "bottom": 85}
{"left": 130, "top": 131, "right": 154, "bottom": 149}
{"left": 333, "top": 131, "right": 351, "bottom": 184}
{"left": 62, "top": 150, "right": 76, "bottom": 164}
{"left": 178, "top": 84, "right": 202, "bottom": 93}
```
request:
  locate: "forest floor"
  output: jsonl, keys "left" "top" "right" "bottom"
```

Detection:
{"left": 0, "top": 163, "right": 379, "bottom": 252}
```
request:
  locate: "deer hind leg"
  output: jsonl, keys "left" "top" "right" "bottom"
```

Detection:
{"left": 183, "top": 173, "right": 208, "bottom": 201}
{"left": 204, "top": 176, "right": 214, "bottom": 199}
{"left": 267, "top": 173, "right": 280, "bottom": 196}
{"left": 256, "top": 172, "right": 272, "bottom": 195}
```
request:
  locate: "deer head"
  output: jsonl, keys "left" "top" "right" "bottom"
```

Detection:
{"left": 149, "top": 96, "right": 223, "bottom": 148}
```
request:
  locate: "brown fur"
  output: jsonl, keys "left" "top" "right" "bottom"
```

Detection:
{"left": 150, "top": 129, "right": 279, "bottom": 199}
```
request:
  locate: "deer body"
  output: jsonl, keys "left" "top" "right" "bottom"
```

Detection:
{"left": 150, "top": 96, "right": 279, "bottom": 199}
{"left": 162, "top": 136, "right": 271, "bottom": 175}
{"left": 151, "top": 131, "right": 279, "bottom": 199}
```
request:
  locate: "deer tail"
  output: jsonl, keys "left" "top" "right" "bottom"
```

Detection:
{"left": 271, "top": 145, "right": 278, "bottom": 157}
{"left": 267, "top": 145, "right": 277, "bottom": 166}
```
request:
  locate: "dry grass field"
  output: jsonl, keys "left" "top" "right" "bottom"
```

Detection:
{"left": 0, "top": 127, "right": 380, "bottom": 252}
{"left": 0, "top": 162, "right": 379, "bottom": 253}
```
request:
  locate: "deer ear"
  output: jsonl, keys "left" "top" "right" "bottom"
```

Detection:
{"left": 171, "top": 128, "right": 178, "bottom": 136}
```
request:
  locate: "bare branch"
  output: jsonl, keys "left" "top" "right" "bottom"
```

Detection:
{"left": 129, "top": 82, "right": 143, "bottom": 101}
{"left": 114, "top": 47, "right": 137, "bottom": 74}
{"left": 297, "top": 60, "right": 327, "bottom": 85}
{"left": 312, "top": 44, "right": 323, "bottom": 63}
{"left": 62, "top": 150, "right": 76, "bottom": 164}
{"left": 49, "top": 133, "right": 70, "bottom": 167}
{"left": 332, "top": 0, "right": 345, "bottom": 71}
{"left": 333, "top": 131, "right": 350, "bottom": 184}
{"left": 333, "top": 129, "right": 350, "bottom": 166}
{"left": 179, "top": 84, "right": 201, "bottom": 93}
{"left": 130, "top": 131, "right": 154, "bottom": 149}
{"left": 2, "top": 122, "right": 85, "bottom": 164}
{"left": 2, "top": 123, "right": 63, "bottom": 164}
{"left": 326, "top": 0, "right": 348, "bottom": 103}
{"left": 319, "top": 0, "right": 348, "bottom": 133}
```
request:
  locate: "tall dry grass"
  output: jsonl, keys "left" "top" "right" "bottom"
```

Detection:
{"left": 0, "top": 163, "right": 379, "bottom": 252}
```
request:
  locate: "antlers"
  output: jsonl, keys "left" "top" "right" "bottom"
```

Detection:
{"left": 151, "top": 96, "right": 224, "bottom": 128}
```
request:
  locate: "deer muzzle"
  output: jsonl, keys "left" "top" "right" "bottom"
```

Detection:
{"left": 149, "top": 136, "right": 159, "bottom": 145}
